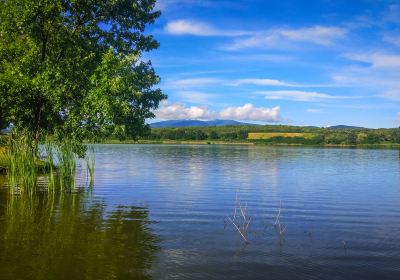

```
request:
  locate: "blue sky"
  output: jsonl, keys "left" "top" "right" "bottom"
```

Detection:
{"left": 145, "top": 0, "right": 400, "bottom": 128}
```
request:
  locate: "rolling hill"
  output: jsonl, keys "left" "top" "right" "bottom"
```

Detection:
{"left": 149, "top": 119, "right": 258, "bottom": 128}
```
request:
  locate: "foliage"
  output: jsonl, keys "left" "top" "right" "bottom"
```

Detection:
{"left": 137, "top": 125, "right": 400, "bottom": 145}
{"left": 0, "top": 0, "right": 166, "bottom": 146}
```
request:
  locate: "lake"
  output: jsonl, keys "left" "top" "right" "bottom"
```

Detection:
{"left": 1, "top": 144, "right": 400, "bottom": 279}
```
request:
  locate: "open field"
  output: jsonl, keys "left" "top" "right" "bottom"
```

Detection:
{"left": 247, "top": 132, "right": 315, "bottom": 139}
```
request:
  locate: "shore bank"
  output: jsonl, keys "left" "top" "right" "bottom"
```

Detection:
{"left": 91, "top": 140, "right": 400, "bottom": 149}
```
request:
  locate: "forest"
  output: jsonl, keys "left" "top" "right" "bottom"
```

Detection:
{"left": 136, "top": 125, "right": 400, "bottom": 146}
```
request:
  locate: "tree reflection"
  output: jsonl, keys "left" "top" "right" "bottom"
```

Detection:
{"left": 0, "top": 189, "right": 159, "bottom": 280}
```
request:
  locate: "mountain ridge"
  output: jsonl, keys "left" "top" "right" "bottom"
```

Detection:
{"left": 150, "top": 119, "right": 259, "bottom": 128}
{"left": 149, "top": 120, "right": 367, "bottom": 129}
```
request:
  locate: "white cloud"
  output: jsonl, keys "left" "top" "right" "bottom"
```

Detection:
{"left": 306, "top": 109, "right": 322, "bottom": 113}
{"left": 385, "top": 4, "right": 400, "bottom": 23}
{"left": 164, "top": 20, "right": 346, "bottom": 50}
{"left": 156, "top": 101, "right": 215, "bottom": 119}
{"left": 279, "top": 26, "right": 346, "bottom": 45}
{"left": 222, "top": 53, "right": 294, "bottom": 62}
{"left": 165, "top": 20, "right": 250, "bottom": 36}
{"left": 155, "top": 101, "right": 281, "bottom": 122}
{"left": 165, "top": 78, "right": 222, "bottom": 88}
{"left": 175, "top": 91, "right": 217, "bottom": 103}
{"left": 230, "top": 78, "right": 291, "bottom": 87}
{"left": 346, "top": 53, "right": 400, "bottom": 69}
{"left": 257, "top": 90, "right": 349, "bottom": 102}
{"left": 226, "top": 26, "right": 347, "bottom": 50}
{"left": 219, "top": 103, "right": 281, "bottom": 122}
{"left": 166, "top": 77, "right": 334, "bottom": 89}
{"left": 335, "top": 52, "right": 400, "bottom": 101}
{"left": 383, "top": 88, "right": 400, "bottom": 101}
{"left": 383, "top": 34, "right": 400, "bottom": 47}
{"left": 156, "top": 0, "right": 236, "bottom": 12}
{"left": 397, "top": 112, "right": 400, "bottom": 125}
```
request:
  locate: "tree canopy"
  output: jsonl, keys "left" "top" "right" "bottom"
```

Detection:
{"left": 0, "top": 0, "right": 166, "bottom": 145}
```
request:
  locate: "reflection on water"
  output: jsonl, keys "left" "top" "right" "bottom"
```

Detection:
{"left": 1, "top": 145, "right": 400, "bottom": 279}
{"left": 0, "top": 188, "right": 159, "bottom": 280}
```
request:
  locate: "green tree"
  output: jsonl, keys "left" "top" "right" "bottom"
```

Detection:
{"left": 0, "top": 0, "right": 166, "bottom": 147}
{"left": 347, "top": 132, "right": 357, "bottom": 145}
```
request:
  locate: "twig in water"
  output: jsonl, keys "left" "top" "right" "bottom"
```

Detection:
{"left": 228, "top": 197, "right": 251, "bottom": 244}
{"left": 342, "top": 240, "right": 347, "bottom": 250}
{"left": 274, "top": 201, "right": 286, "bottom": 242}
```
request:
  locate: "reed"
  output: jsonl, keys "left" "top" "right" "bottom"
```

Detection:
{"left": 55, "top": 140, "right": 77, "bottom": 192}
{"left": 7, "top": 132, "right": 38, "bottom": 193}
{"left": 0, "top": 146, "right": 8, "bottom": 174}
{"left": 43, "top": 139, "right": 56, "bottom": 190}
{"left": 84, "top": 146, "right": 95, "bottom": 186}
{"left": 2, "top": 131, "right": 94, "bottom": 193}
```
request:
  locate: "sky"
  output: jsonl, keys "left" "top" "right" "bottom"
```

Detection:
{"left": 145, "top": 0, "right": 400, "bottom": 128}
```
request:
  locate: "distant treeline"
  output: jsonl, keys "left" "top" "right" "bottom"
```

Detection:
{"left": 138, "top": 125, "right": 400, "bottom": 145}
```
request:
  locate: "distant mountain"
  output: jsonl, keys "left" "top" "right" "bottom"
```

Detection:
{"left": 328, "top": 125, "right": 365, "bottom": 129}
{"left": 150, "top": 119, "right": 258, "bottom": 128}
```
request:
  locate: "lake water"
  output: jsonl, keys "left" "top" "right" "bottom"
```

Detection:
{"left": 1, "top": 144, "right": 400, "bottom": 279}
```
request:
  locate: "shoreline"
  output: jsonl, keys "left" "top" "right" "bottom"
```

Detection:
{"left": 90, "top": 140, "right": 400, "bottom": 149}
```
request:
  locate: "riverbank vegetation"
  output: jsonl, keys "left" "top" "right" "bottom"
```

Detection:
{"left": 0, "top": 0, "right": 164, "bottom": 191}
{"left": 129, "top": 125, "right": 400, "bottom": 146}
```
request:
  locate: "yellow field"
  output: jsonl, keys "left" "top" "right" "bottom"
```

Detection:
{"left": 247, "top": 132, "right": 314, "bottom": 139}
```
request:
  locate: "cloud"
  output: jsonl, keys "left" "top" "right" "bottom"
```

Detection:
{"left": 345, "top": 53, "right": 400, "bottom": 69}
{"left": 333, "top": 69, "right": 400, "bottom": 100}
{"left": 398, "top": 112, "right": 400, "bottom": 126}
{"left": 226, "top": 26, "right": 347, "bottom": 50}
{"left": 383, "top": 34, "right": 400, "bottom": 47}
{"left": 166, "top": 77, "right": 335, "bottom": 89}
{"left": 335, "top": 52, "right": 400, "bottom": 101}
{"left": 222, "top": 53, "right": 294, "bottom": 63}
{"left": 385, "top": 4, "right": 400, "bottom": 23}
{"left": 230, "top": 78, "right": 292, "bottom": 87}
{"left": 175, "top": 91, "right": 217, "bottom": 103}
{"left": 383, "top": 88, "right": 400, "bottom": 101}
{"left": 257, "top": 90, "right": 350, "bottom": 102}
{"left": 219, "top": 103, "right": 281, "bottom": 122}
{"left": 165, "top": 20, "right": 250, "bottom": 36}
{"left": 306, "top": 109, "right": 322, "bottom": 113}
{"left": 155, "top": 101, "right": 281, "bottom": 122}
{"left": 156, "top": 101, "right": 215, "bottom": 119}
{"left": 155, "top": 0, "right": 239, "bottom": 11}
{"left": 165, "top": 78, "right": 222, "bottom": 88}
{"left": 164, "top": 20, "right": 346, "bottom": 50}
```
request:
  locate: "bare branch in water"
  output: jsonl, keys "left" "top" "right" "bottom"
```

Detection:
{"left": 228, "top": 197, "right": 251, "bottom": 244}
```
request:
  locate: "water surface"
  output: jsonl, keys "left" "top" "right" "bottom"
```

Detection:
{"left": 1, "top": 145, "right": 400, "bottom": 279}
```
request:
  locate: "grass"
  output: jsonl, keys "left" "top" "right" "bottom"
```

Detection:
{"left": 248, "top": 132, "right": 315, "bottom": 139}
{"left": 1, "top": 132, "right": 90, "bottom": 193}
{"left": 7, "top": 133, "right": 38, "bottom": 193}
{"left": 0, "top": 146, "right": 8, "bottom": 172}
{"left": 85, "top": 146, "right": 95, "bottom": 186}
{"left": 55, "top": 141, "right": 78, "bottom": 191}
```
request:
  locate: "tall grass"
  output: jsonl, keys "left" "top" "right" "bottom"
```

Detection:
{"left": 85, "top": 146, "right": 95, "bottom": 186}
{"left": 43, "top": 139, "right": 56, "bottom": 190}
{"left": 55, "top": 140, "right": 78, "bottom": 192}
{"left": 7, "top": 132, "right": 38, "bottom": 194}
{"left": 1, "top": 131, "right": 92, "bottom": 193}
